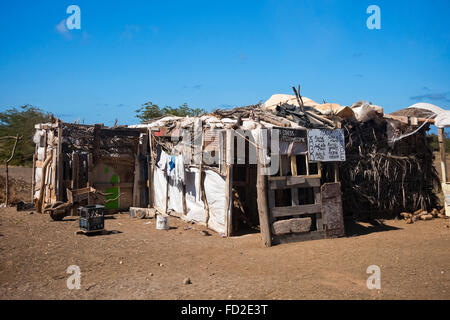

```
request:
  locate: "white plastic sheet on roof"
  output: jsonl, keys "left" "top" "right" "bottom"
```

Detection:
{"left": 408, "top": 103, "right": 450, "bottom": 128}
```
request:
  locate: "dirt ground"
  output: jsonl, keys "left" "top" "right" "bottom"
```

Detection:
{"left": 0, "top": 207, "right": 449, "bottom": 300}
{"left": 0, "top": 164, "right": 449, "bottom": 300}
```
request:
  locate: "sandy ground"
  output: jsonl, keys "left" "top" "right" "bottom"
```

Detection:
{"left": 0, "top": 207, "right": 449, "bottom": 300}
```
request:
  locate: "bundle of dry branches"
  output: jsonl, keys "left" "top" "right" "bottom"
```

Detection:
{"left": 339, "top": 118, "right": 441, "bottom": 219}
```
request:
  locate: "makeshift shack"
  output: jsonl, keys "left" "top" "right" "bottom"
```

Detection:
{"left": 31, "top": 121, "right": 144, "bottom": 215}
{"left": 131, "top": 103, "right": 347, "bottom": 247}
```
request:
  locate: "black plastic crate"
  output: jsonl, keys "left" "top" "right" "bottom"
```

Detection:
{"left": 78, "top": 205, "right": 105, "bottom": 232}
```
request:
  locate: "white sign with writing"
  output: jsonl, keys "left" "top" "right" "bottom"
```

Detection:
{"left": 307, "top": 129, "right": 346, "bottom": 162}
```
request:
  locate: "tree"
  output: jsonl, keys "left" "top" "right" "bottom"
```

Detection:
{"left": 427, "top": 132, "right": 450, "bottom": 153}
{"left": 136, "top": 102, "right": 205, "bottom": 123}
{"left": 0, "top": 105, "right": 52, "bottom": 166}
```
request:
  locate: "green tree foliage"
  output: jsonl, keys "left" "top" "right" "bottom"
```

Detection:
{"left": 136, "top": 102, "right": 204, "bottom": 123}
{"left": 0, "top": 105, "right": 52, "bottom": 166}
{"left": 427, "top": 133, "right": 450, "bottom": 153}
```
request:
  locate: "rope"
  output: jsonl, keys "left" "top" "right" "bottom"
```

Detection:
{"left": 234, "top": 130, "right": 265, "bottom": 150}
{"left": 388, "top": 114, "right": 435, "bottom": 144}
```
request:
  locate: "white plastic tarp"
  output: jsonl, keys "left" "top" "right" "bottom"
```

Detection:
{"left": 153, "top": 166, "right": 167, "bottom": 213}
{"left": 152, "top": 150, "right": 227, "bottom": 234}
{"left": 408, "top": 103, "right": 450, "bottom": 128}
{"left": 203, "top": 170, "right": 227, "bottom": 234}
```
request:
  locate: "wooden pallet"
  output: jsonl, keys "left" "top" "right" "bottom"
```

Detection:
{"left": 262, "top": 154, "right": 344, "bottom": 245}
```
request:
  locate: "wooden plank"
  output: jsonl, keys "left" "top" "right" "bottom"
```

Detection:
{"left": 305, "top": 154, "right": 310, "bottom": 176}
{"left": 314, "top": 186, "right": 323, "bottom": 231}
{"left": 71, "top": 152, "right": 79, "bottom": 190}
{"left": 321, "top": 183, "right": 341, "bottom": 199}
{"left": 321, "top": 182, "right": 345, "bottom": 238}
{"left": 51, "top": 147, "right": 57, "bottom": 202}
{"left": 271, "top": 204, "right": 321, "bottom": 218}
{"left": 291, "top": 188, "right": 299, "bottom": 206}
{"left": 92, "top": 182, "right": 133, "bottom": 188}
{"left": 315, "top": 212, "right": 323, "bottom": 231}
{"left": 87, "top": 153, "right": 93, "bottom": 189}
{"left": 35, "top": 160, "right": 44, "bottom": 168}
{"left": 273, "top": 231, "right": 325, "bottom": 244}
{"left": 57, "top": 123, "right": 64, "bottom": 201}
{"left": 36, "top": 153, "right": 53, "bottom": 213}
{"left": 286, "top": 176, "right": 305, "bottom": 186}
{"left": 439, "top": 128, "right": 447, "bottom": 183}
{"left": 383, "top": 114, "right": 434, "bottom": 125}
{"left": 290, "top": 156, "right": 297, "bottom": 176}
{"left": 269, "top": 177, "right": 321, "bottom": 190}
{"left": 132, "top": 152, "right": 140, "bottom": 207}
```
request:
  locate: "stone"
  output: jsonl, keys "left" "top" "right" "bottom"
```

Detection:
{"left": 129, "top": 207, "right": 156, "bottom": 219}
{"left": 183, "top": 277, "right": 191, "bottom": 285}
{"left": 272, "top": 218, "right": 312, "bottom": 235}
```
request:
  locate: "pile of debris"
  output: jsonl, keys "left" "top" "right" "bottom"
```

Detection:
{"left": 400, "top": 208, "right": 447, "bottom": 224}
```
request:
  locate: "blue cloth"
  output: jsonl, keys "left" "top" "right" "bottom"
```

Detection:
{"left": 169, "top": 155, "right": 176, "bottom": 172}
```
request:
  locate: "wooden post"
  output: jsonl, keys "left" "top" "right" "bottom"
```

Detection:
{"left": 5, "top": 134, "right": 20, "bottom": 206}
{"left": 87, "top": 153, "right": 93, "bottom": 195}
{"left": 147, "top": 131, "right": 154, "bottom": 208}
{"left": 31, "top": 153, "right": 36, "bottom": 203}
{"left": 256, "top": 131, "right": 272, "bottom": 247}
{"left": 197, "top": 129, "right": 205, "bottom": 202}
{"left": 165, "top": 171, "right": 169, "bottom": 215}
{"left": 334, "top": 121, "right": 342, "bottom": 183}
{"left": 438, "top": 128, "right": 447, "bottom": 183}
{"left": 37, "top": 153, "right": 52, "bottom": 213}
{"left": 224, "top": 130, "right": 234, "bottom": 236}
{"left": 197, "top": 130, "right": 211, "bottom": 226}
{"left": 334, "top": 162, "right": 340, "bottom": 183}
{"left": 56, "top": 123, "right": 64, "bottom": 201}
{"left": 133, "top": 153, "right": 140, "bottom": 207}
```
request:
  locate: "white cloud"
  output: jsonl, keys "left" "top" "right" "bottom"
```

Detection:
{"left": 55, "top": 19, "right": 71, "bottom": 39}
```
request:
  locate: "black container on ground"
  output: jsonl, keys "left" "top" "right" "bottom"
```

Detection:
{"left": 78, "top": 205, "right": 105, "bottom": 232}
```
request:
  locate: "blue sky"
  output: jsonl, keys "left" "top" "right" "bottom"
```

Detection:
{"left": 0, "top": 0, "right": 449, "bottom": 126}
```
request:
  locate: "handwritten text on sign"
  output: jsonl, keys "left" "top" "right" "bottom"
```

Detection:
{"left": 307, "top": 129, "right": 346, "bottom": 162}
